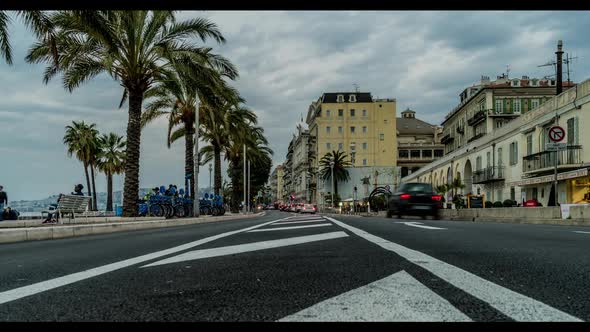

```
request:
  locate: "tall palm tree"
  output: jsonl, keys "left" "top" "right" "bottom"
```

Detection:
{"left": 96, "top": 133, "right": 126, "bottom": 212}
{"left": 141, "top": 64, "right": 238, "bottom": 200}
{"left": 27, "top": 10, "right": 237, "bottom": 217}
{"left": 63, "top": 121, "right": 99, "bottom": 209}
{"left": 319, "top": 150, "right": 352, "bottom": 199}
{"left": 0, "top": 10, "right": 55, "bottom": 65}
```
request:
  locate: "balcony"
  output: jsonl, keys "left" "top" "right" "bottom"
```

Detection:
{"left": 467, "top": 110, "right": 486, "bottom": 126}
{"left": 522, "top": 145, "right": 583, "bottom": 174}
{"left": 487, "top": 109, "right": 520, "bottom": 117}
{"left": 473, "top": 166, "right": 505, "bottom": 184}
{"left": 468, "top": 132, "right": 486, "bottom": 143}
{"left": 440, "top": 134, "right": 454, "bottom": 144}
{"left": 456, "top": 125, "right": 465, "bottom": 134}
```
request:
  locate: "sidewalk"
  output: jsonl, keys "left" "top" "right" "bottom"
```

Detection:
{"left": 0, "top": 212, "right": 265, "bottom": 244}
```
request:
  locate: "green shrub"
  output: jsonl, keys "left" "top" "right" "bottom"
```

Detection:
{"left": 485, "top": 201, "right": 492, "bottom": 208}
{"left": 493, "top": 201, "right": 504, "bottom": 208}
{"left": 503, "top": 199, "right": 515, "bottom": 207}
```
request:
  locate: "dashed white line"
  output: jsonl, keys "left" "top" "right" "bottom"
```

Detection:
{"left": 573, "top": 231, "right": 590, "bottom": 234}
{"left": 272, "top": 219, "right": 326, "bottom": 225}
{"left": 248, "top": 223, "right": 333, "bottom": 232}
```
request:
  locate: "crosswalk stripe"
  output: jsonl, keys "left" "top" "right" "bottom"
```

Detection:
{"left": 141, "top": 231, "right": 349, "bottom": 268}
{"left": 273, "top": 219, "right": 326, "bottom": 225}
{"left": 248, "top": 224, "right": 332, "bottom": 232}
{"left": 325, "top": 216, "right": 582, "bottom": 322}
{"left": 279, "top": 270, "right": 472, "bottom": 322}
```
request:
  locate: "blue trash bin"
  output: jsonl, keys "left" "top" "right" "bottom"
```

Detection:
{"left": 115, "top": 205, "right": 123, "bottom": 216}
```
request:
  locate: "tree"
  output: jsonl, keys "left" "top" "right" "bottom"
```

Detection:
{"left": 63, "top": 121, "right": 99, "bottom": 209}
{"left": 27, "top": 10, "right": 237, "bottom": 217}
{"left": 96, "top": 133, "right": 126, "bottom": 212}
{"left": 0, "top": 10, "right": 55, "bottom": 65}
{"left": 319, "top": 150, "right": 351, "bottom": 202}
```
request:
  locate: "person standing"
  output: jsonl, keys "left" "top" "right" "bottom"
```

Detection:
{"left": 0, "top": 186, "right": 7, "bottom": 221}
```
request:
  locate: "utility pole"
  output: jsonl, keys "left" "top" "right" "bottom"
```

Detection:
{"left": 243, "top": 144, "right": 246, "bottom": 213}
{"left": 209, "top": 163, "right": 212, "bottom": 192}
{"left": 193, "top": 101, "right": 200, "bottom": 217}
{"left": 247, "top": 160, "right": 251, "bottom": 213}
{"left": 554, "top": 40, "right": 564, "bottom": 207}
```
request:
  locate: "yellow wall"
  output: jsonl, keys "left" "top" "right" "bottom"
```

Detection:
{"left": 313, "top": 99, "right": 397, "bottom": 168}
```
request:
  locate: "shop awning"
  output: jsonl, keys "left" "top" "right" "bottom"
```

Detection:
{"left": 514, "top": 168, "right": 588, "bottom": 186}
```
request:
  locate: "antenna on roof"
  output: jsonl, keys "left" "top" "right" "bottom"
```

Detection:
{"left": 506, "top": 65, "right": 510, "bottom": 79}
{"left": 353, "top": 83, "right": 359, "bottom": 93}
{"left": 538, "top": 53, "right": 578, "bottom": 85}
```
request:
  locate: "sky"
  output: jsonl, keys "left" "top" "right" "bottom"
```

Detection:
{"left": 1, "top": 10, "right": 589, "bottom": 201}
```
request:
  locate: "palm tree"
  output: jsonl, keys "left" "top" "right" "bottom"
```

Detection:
{"left": 96, "top": 133, "right": 126, "bottom": 212}
{"left": 319, "top": 150, "right": 352, "bottom": 200}
{"left": 0, "top": 10, "right": 55, "bottom": 65}
{"left": 63, "top": 121, "right": 99, "bottom": 209}
{"left": 27, "top": 10, "right": 237, "bottom": 217}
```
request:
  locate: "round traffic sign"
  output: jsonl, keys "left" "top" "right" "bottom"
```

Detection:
{"left": 548, "top": 126, "right": 565, "bottom": 142}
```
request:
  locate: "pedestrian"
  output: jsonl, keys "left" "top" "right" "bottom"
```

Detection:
{"left": 43, "top": 184, "right": 85, "bottom": 223}
{"left": 0, "top": 185, "right": 7, "bottom": 222}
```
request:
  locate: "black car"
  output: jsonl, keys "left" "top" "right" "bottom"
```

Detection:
{"left": 386, "top": 182, "right": 442, "bottom": 219}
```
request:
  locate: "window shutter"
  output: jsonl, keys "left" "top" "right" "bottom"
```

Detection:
{"left": 575, "top": 116, "right": 579, "bottom": 145}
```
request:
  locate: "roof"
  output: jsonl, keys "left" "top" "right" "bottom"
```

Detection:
{"left": 396, "top": 117, "right": 436, "bottom": 135}
{"left": 321, "top": 92, "right": 372, "bottom": 103}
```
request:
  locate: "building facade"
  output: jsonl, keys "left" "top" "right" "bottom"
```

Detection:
{"left": 402, "top": 78, "right": 590, "bottom": 207}
{"left": 305, "top": 92, "right": 398, "bottom": 203}
{"left": 397, "top": 108, "right": 445, "bottom": 178}
{"left": 269, "top": 164, "right": 284, "bottom": 204}
{"left": 292, "top": 123, "right": 311, "bottom": 203}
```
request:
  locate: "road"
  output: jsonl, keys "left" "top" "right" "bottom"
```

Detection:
{"left": 0, "top": 210, "right": 589, "bottom": 322}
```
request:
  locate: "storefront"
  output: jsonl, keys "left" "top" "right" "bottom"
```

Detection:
{"left": 514, "top": 168, "right": 589, "bottom": 205}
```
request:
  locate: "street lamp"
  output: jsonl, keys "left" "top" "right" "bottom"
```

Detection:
{"left": 208, "top": 163, "right": 213, "bottom": 192}
{"left": 193, "top": 101, "right": 200, "bottom": 217}
{"left": 329, "top": 156, "right": 335, "bottom": 208}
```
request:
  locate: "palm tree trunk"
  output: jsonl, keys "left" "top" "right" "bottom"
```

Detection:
{"left": 122, "top": 89, "right": 143, "bottom": 217}
{"left": 106, "top": 172, "right": 113, "bottom": 212}
{"left": 90, "top": 163, "right": 98, "bottom": 211}
{"left": 214, "top": 144, "right": 222, "bottom": 195}
{"left": 229, "top": 157, "right": 242, "bottom": 213}
{"left": 83, "top": 162, "right": 92, "bottom": 210}
{"left": 184, "top": 121, "right": 195, "bottom": 199}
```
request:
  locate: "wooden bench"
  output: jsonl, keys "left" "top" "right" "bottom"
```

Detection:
{"left": 41, "top": 195, "right": 92, "bottom": 224}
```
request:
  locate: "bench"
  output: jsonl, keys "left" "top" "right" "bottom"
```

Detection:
{"left": 42, "top": 195, "right": 92, "bottom": 224}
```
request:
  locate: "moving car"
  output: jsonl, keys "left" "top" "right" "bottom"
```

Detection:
{"left": 300, "top": 204, "right": 317, "bottom": 214}
{"left": 295, "top": 203, "right": 304, "bottom": 213}
{"left": 386, "top": 182, "right": 442, "bottom": 219}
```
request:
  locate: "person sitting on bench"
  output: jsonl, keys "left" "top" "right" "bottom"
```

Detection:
{"left": 43, "top": 184, "right": 85, "bottom": 223}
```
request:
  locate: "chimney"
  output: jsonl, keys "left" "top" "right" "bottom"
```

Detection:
{"left": 556, "top": 40, "right": 564, "bottom": 95}
{"left": 522, "top": 75, "right": 529, "bottom": 80}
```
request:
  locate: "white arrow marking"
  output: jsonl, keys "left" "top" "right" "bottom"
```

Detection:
{"left": 248, "top": 223, "right": 332, "bottom": 232}
{"left": 141, "top": 231, "right": 349, "bottom": 268}
{"left": 279, "top": 270, "right": 472, "bottom": 322}
{"left": 395, "top": 221, "right": 446, "bottom": 230}
{"left": 325, "top": 216, "right": 582, "bottom": 322}
{"left": 573, "top": 231, "right": 590, "bottom": 234}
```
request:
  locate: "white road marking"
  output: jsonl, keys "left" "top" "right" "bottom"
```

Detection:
{"left": 279, "top": 270, "right": 472, "bottom": 322}
{"left": 142, "top": 231, "right": 349, "bottom": 268}
{"left": 0, "top": 217, "right": 286, "bottom": 305}
{"left": 325, "top": 216, "right": 582, "bottom": 322}
{"left": 272, "top": 219, "right": 326, "bottom": 225}
{"left": 248, "top": 224, "right": 332, "bottom": 232}
{"left": 573, "top": 231, "right": 590, "bottom": 234}
{"left": 395, "top": 221, "right": 446, "bottom": 230}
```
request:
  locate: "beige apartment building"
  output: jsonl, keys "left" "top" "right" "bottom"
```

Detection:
{"left": 269, "top": 164, "right": 284, "bottom": 204}
{"left": 402, "top": 77, "right": 590, "bottom": 207}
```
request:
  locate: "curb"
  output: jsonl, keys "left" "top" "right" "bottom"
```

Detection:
{"left": 0, "top": 213, "right": 265, "bottom": 245}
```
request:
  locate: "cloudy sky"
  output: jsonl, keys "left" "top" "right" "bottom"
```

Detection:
{"left": 1, "top": 10, "right": 589, "bottom": 201}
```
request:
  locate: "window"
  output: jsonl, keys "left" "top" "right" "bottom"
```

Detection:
{"left": 497, "top": 190, "right": 503, "bottom": 201}
{"left": 338, "top": 143, "right": 343, "bottom": 150}
{"left": 422, "top": 150, "right": 432, "bottom": 158}
{"left": 526, "top": 134, "right": 532, "bottom": 156}
{"left": 399, "top": 150, "right": 409, "bottom": 158}
{"left": 362, "top": 142, "right": 367, "bottom": 150}
{"left": 337, "top": 95, "right": 344, "bottom": 103}
{"left": 513, "top": 99, "right": 521, "bottom": 114}
{"left": 530, "top": 99, "right": 540, "bottom": 110}
{"left": 338, "top": 109, "right": 343, "bottom": 117}
{"left": 350, "top": 109, "right": 355, "bottom": 117}
{"left": 384, "top": 119, "right": 388, "bottom": 124}
{"left": 486, "top": 151, "right": 491, "bottom": 168}
{"left": 509, "top": 142, "right": 518, "bottom": 166}
{"left": 326, "top": 126, "right": 331, "bottom": 134}
{"left": 326, "top": 143, "right": 331, "bottom": 150}
{"left": 338, "top": 126, "right": 343, "bottom": 134}
{"left": 411, "top": 150, "right": 420, "bottom": 158}
{"left": 379, "top": 133, "right": 384, "bottom": 141}
{"left": 362, "top": 126, "right": 367, "bottom": 133}
{"left": 476, "top": 156, "right": 482, "bottom": 171}
{"left": 363, "top": 159, "right": 367, "bottom": 166}
{"left": 567, "top": 117, "right": 579, "bottom": 145}
{"left": 434, "top": 149, "right": 444, "bottom": 157}
{"left": 326, "top": 110, "right": 331, "bottom": 117}
{"left": 362, "top": 109, "right": 367, "bottom": 117}
{"left": 510, "top": 187, "right": 515, "bottom": 201}
{"left": 350, "top": 126, "right": 355, "bottom": 133}
{"left": 498, "top": 147, "right": 503, "bottom": 168}
{"left": 495, "top": 99, "right": 503, "bottom": 113}
{"left": 479, "top": 100, "right": 485, "bottom": 112}
{"left": 349, "top": 94, "right": 356, "bottom": 102}
{"left": 496, "top": 121, "right": 504, "bottom": 129}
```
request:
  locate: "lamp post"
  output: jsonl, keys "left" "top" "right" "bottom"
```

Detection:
{"left": 208, "top": 163, "right": 213, "bottom": 192}
{"left": 193, "top": 101, "right": 200, "bottom": 217}
{"left": 330, "top": 156, "right": 335, "bottom": 208}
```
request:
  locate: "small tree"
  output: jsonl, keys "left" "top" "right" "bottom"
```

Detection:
{"left": 493, "top": 201, "right": 504, "bottom": 208}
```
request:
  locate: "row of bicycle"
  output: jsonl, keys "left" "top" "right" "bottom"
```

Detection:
{"left": 137, "top": 194, "right": 226, "bottom": 218}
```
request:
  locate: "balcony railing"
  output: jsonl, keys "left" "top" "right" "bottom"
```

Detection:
{"left": 473, "top": 166, "right": 505, "bottom": 184}
{"left": 456, "top": 125, "right": 465, "bottom": 134}
{"left": 487, "top": 109, "right": 520, "bottom": 117}
{"left": 440, "top": 134, "right": 454, "bottom": 144}
{"left": 468, "top": 132, "right": 486, "bottom": 143}
{"left": 522, "top": 145, "right": 583, "bottom": 174}
{"left": 467, "top": 110, "right": 486, "bottom": 126}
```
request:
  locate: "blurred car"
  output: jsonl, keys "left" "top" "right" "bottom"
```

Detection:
{"left": 386, "top": 182, "right": 441, "bottom": 220}
{"left": 300, "top": 204, "right": 317, "bottom": 214}
{"left": 295, "top": 203, "right": 304, "bottom": 213}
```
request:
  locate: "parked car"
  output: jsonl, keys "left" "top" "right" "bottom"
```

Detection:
{"left": 295, "top": 203, "right": 304, "bottom": 213}
{"left": 300, "top": 204, "right": 317, "bottom": 214}
{"left": 386, "top": 182, "right": 442, "bottom": 219}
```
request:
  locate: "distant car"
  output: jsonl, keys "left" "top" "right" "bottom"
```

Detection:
{"left": 300, "top": 204, "right": 317, "bottom": 214}
{"left": 386, "top": 182, "right": 441, "bottom": 220}
{"left": 295, "top": 203, "right": 304, "bottom": 213}
{"left": 524, "top": 199, "right": 542, "bottom": 207}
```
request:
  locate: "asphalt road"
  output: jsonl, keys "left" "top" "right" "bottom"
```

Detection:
{"left": 0, "top": 210, "right": 589, "bottom": 322}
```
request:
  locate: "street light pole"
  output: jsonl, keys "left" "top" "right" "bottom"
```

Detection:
{"left": 209, "top": 163, "right": 212, "bottom": 192}
{"left": 193, "top": 101, "right": 200, "bottom": 218}
{"left": 247, "top": 160, "right": 251, "bottom": 213}
{"left": 330, "top": 156, "right": 335, "bottom": 208}
{"left": 243, "top": 144, "right": 246, "bottom": 214}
